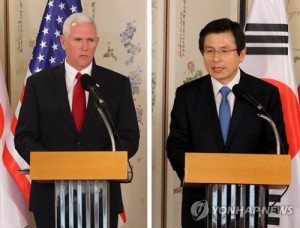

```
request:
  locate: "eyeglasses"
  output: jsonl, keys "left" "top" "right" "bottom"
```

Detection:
{"left": 202, "top": 48, "right": 238, "bottom": 58}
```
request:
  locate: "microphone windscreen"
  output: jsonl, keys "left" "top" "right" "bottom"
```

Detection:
{"left": 80, "top": 74, "right": 95, "bottom": 91}
{"left": 232, "top": 84, "right": 248, "bottom": 101}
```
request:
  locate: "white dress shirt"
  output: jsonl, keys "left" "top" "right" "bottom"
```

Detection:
{"left": 65, "top": 62, "right": 92, "bottom": 110}
{"left": 211, "top": 69, "right": 241, "bottom": 115}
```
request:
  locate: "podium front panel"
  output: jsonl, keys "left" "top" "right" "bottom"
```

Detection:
{"left": 206, "top": 184, "right": 266, "bottom": 228}
{"left": 55, "top": 180, "right": 110, "bottom": 228}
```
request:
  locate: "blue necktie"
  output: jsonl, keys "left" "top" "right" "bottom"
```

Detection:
{"left": 219, "top": 86, "right": 231, "bottom": 143}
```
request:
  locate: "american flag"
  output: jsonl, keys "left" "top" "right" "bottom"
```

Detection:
{"left": 30, "top": 0, "right": 82, "bottom": 73}
{"left": 2, "top": 0, "right": 82, "bottom": 226}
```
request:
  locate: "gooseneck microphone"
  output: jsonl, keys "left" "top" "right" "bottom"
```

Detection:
{"left": 232, "top": 83, "right": 281, "bottom": 155}
{"left": 232, "top": 83, "right": 289, "bottom": 207}
{"left": 232, "top": 84, "right": 268, "bottom": 116}
{"left": 80, "top": 74, "right": 106, "bottom": 107}
{"left": 80, "top": 73, "right": 133, "bottom": 183}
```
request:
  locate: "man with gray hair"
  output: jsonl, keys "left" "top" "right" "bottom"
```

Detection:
{"left": 15, "top": 12, "right": 140, "bottom": 228}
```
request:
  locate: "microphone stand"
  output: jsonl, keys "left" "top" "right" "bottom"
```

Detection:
{"left": 256, "top": 113, "right": 289, "bottom": 210}
{"left": 257, "top": 113, "right": 289, "bottom": 214}
{"left": 256, "top": 113, "right": 280, "bottom": 155}
{"left": 95, "top": 102, "right": 114, "bottom": 228}
{"left": 95, "top": 103, "right": 116, "bottom": 151}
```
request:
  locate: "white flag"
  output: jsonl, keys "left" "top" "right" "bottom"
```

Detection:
{"left": 241, "top": 0, "right": 300, "bottom": 227}
{"left": 0, "top": 63, "right": 29, "bottom": 227}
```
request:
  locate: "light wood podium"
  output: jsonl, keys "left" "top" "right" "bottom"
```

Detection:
{"left": 184, "top": 153, "right": 291, "bottom": 228}
{"left": 30, "top": 151, "right": 128, "bottom": 228}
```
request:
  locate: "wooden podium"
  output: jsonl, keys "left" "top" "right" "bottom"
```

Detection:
{"left": 184, "top": 153, "right": 291, "bottom": 228}
{"left": 30, "top": 151, "right": 128, "bottom": 228}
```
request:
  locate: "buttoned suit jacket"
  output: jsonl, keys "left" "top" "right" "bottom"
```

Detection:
{"left": 15, "top": 63, "right": 140, "bottom": 221}
{"left": 166, "top": 69, "right": 288, "bottom": 227}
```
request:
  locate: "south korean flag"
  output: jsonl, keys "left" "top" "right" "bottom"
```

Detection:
{"left": 240, "top": 0, "right": 300, "bottom": 227}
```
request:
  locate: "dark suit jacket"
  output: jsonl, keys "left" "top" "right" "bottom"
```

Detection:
{"left": 15, "top": 63, "right": 140, "bottom": 222}
{"left": 166, "top": 70, "right": 288, "bottom": 227}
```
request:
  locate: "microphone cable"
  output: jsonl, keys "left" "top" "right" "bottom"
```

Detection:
{"left": 269, "top": 185, "right": 289, "bottom": 208}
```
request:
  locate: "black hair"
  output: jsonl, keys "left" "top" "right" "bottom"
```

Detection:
{"left": 199, "top": 18, "right": 246, "bottom": 55}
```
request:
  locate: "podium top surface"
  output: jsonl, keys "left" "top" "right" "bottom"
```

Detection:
{"left": 184, "top": 152, "right": 291, "bottom": 186}
{"left": 30, "top": 151, "right": 128, "bottom": 180}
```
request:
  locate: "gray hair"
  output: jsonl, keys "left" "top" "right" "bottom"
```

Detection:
{"left": 63, "top": 13, "right": 97, "bottom": 36}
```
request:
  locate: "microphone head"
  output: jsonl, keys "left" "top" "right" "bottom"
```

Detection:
{"left": 80, "top": 74, "right": 96, "bottom": 91}
{"left": 232, "top": 84, "right": 249, "bottom": 101}
{"left": 233, "top": 83, "right": 268, "bottom": 115}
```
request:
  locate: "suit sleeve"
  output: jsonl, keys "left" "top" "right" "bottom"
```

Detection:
{"left": 264, "top": 86, "right": 289, "bottom": 154}
{"left": 114, "top": 78, "right": 140, "bottom": 159}
{"left": 14, "top": 77, "right": 45, "bottom": 164}
{"left": 166, "top": 87, "right": 191, "bottom": 182}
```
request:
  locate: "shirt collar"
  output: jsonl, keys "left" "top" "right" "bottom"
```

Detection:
{"left": 65, "top": 62, "right": 93, "bottom": 81}
{"left": 211, "top": 68, "right": 241, "bottom": 97}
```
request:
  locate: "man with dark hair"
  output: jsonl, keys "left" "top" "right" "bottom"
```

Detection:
{"left": 167, "top": 18, "right": 288, "bottom": 227}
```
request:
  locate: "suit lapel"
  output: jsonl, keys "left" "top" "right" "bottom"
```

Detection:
{"left": 80, "top": 92, "right": 97, "bottom": 132}
{"left": 226, "top": 71, "right": 251, "bottom": 148}
{"left": 80, "top": 65, "right": 100, "bottom": 133}
{"left": 53, "top": 65, "right": 77, "bottom": 132}
{"left": 197, "top": 78, "right": 224, "bottom": 148}
{"left": 226, "top": 98, "right": 248, "bottom": 147}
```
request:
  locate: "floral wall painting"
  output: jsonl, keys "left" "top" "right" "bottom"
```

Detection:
{"left": 120, "top": 21, "right": 142, "bottom": 66}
